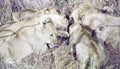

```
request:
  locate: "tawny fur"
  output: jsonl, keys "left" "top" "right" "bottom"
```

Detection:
{"left": 12, "top": 7, "right": 59, "bottom": 22}
{"left": 0, "top": 15, "right": 58, "bottom": 63}
{"left": 70, "top": 3, "right": 98, "bottom": 24}
{"left": 81, "top": 13, "right": 120, "bottom": 49}
{"left": 69, "top": 23, "right": 107, "bottom": 69}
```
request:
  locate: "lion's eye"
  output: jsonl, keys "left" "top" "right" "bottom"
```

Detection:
{"left": 99, "top": 26, "right": 104, "bottom": 31}
{"left": 43, "top": 22, "right": 46, "bottom": 25}
{"left": 50, "top": 34, "right": 53, "bottom": 37}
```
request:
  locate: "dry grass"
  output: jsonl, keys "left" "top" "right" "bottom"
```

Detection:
{"left": 0, "top": 43, "right": 80, "bottom": 69}
{"left": 0, "top": 0, "right": 120, "bottom": 69}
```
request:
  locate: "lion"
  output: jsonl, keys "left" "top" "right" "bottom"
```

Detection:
{"left": 81, "top": 13, "right": 120, "bottom": 50}
{"left": 69, "top": 23, "right": 107, "bottom": 69}
{"left": 70, "top": 3, "right": 98, "bottom": 24}
{"left": 12, "top": 7, "right": 59, "bottom": 22}
{"left": 0, "top": 14, "right": 58, "bottom": 63}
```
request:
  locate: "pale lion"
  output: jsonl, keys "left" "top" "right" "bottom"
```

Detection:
{"left": 12, "top": 7, "right": 59, "bottom": 22}
{"left": 69, "top": 23, "right": 107, "bottom": 69}
{"left": 12, "top": 8, "right": 68, "bottom": 37}
{"left": 0, "top": 15, "right": 58, "bottom": 63}
{"left": 81, "top": 13, "right": 120, "bottom": 50}
{"left": 70, "top": 3, "right": 98, "bottom": 24}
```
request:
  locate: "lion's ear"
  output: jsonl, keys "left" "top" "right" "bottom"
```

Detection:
{"left": 57, "top": 30, "right": 69, "bottom": 37}
{"left": 12, "top": 12, "right": 19, "bottom": 22}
